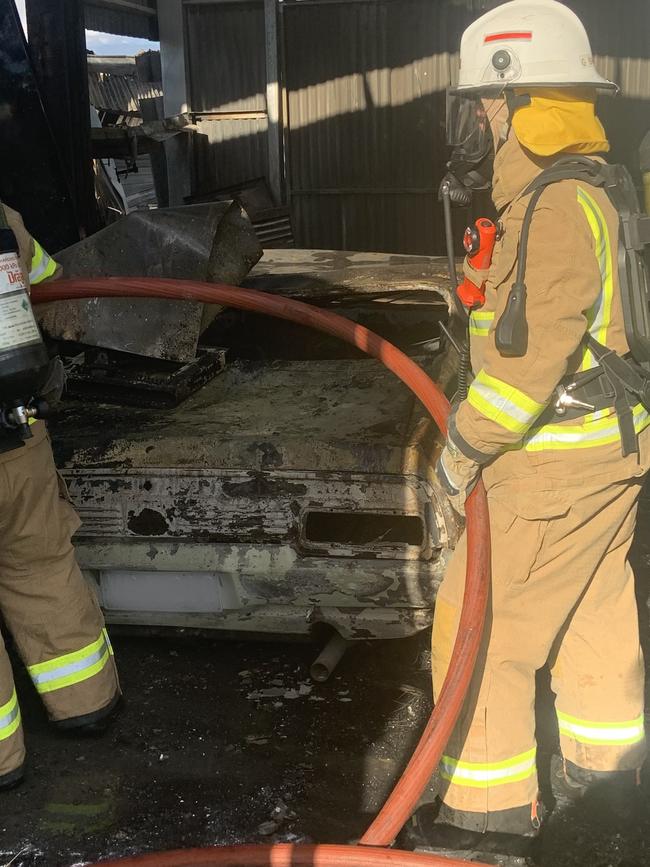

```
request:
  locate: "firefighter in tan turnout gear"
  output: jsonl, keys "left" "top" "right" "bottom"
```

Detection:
{"left": 403, "top": 0, "right": 650, "bottom": 859}
{"left": 0, "top": 205, "right": 121, "bottom": 791}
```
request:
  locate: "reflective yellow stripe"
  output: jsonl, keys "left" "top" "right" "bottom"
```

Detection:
{"left": 441, "top": 748, "right": 536, "bottom": 789}
{"left": 0, "top": 689, "right": 21, "bottom": 742}
{"left": 28, "top": 632, "right": 112, "bottom": 695}
{"left": 469, "top": 310, "right": 494, "bottom": 337}
{"left": 29, "top": 240, "right": 58, "bottom": 285}
{"left": 558, "top": 710, "right": 645, "bottom": 747}
{"left": 577, "top": 187, "right": 614, "bottom": 371}
{"left": 524, "top": 403, "right": 650, "bottom": 452}
{"left": 468, "top": 369, "right": 546, "bottom": 435}
{"left": 523, "top": 188, "right": 641, "bottom": 452}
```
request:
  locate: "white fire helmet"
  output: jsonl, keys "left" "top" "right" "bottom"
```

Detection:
{"left": 455, "top": 0, "right": 617, "bottom": 93}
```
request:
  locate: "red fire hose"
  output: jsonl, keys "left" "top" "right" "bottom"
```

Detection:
{"left": 79, "top": 844, "right": 488, "bottom": 866}
{"left": 33, "top": 278, "right": 491, "bottom": 867}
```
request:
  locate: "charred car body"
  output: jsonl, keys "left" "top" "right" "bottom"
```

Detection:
{"left": 42, "top": 213, "right": 459, "bottom": 641}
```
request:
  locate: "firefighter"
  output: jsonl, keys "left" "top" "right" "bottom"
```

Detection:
{"left": 402, "top": 0, "right": 650, "bottom": 858}
{"left": 0, "top": 205, "right": 121, "bottom": 791}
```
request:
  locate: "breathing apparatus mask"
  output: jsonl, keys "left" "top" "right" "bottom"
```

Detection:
{"left": 438, "top": 91, "right": 507, "bottom": 315}
{"left": 438, "top": 90, "right": 510, "bottom": 397}
{"left": 442, "top": 90, "right": 520, "bottom": 204}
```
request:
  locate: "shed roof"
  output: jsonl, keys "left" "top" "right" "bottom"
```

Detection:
{"left": 84, "top": 0, "right": 158, "bottom": 41}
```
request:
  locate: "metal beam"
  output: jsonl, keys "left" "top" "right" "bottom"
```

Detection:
{"left": 0, "top": 0, "right": 79, "bottom": 250}
{"left": 86, "top": 0, "right": 157, "bottom": 15}
{"left": 194, "top": 110, "right": 268, "bottom": 120}
{"left": 265, "top": 0, "right": 283, "bottom": 205}
{"left": 158, "top": 0, "right": 191, "bottom": 206}
{"left": 26, "top": 0, "right": 101, "bottom": 239}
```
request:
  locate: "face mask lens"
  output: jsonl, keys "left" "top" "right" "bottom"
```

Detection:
{"left": 446, "top": 92, "right": 491, "bottom": 163}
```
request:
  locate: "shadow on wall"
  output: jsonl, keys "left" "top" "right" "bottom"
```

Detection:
{"left": 186, "top": 0, "right": 650, "bottom": 256}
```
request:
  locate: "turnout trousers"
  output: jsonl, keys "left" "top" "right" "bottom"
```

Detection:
{"left": 0, "top": 424, "right": 120, "bottom": 778}
{"left": 432, "top": 474, "right": 646, "bottom": 831}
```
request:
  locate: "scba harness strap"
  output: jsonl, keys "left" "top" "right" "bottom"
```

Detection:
{"left": 494, "top": 156, "right": 650, "bottom": 456}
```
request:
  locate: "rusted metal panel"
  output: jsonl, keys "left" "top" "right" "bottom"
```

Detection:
{"left": 37, "top": 202, "right": 262, "bottom": 361}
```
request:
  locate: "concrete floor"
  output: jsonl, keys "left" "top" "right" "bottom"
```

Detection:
{"left": 2, "top": 490, "right": 650, "bottom": 867}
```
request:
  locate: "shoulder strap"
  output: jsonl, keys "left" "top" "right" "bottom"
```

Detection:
{"left": 494, "top": 185, "right": 544, "bottom": 357}
{"left": 522, "top": 156, "right": 607, "bottom": 198}
{"left": 496, "top": 156, "right": 617, "bottom": 358}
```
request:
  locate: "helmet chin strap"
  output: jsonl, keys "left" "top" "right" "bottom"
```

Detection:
{"left": 489, "top": 91, "right": 532, "bottom": 154}
{"left": 504, "top": 91, "right": 532, "bottom": 134}
{"left": 505, "top": 91, "right": 532, "bottom": 112}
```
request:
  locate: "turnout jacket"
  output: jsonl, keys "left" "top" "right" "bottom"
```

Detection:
{"left": 451, "top": 134, "right": 650, "bottom": 515}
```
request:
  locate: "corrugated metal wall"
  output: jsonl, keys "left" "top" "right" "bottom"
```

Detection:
{"left": 568, "top": 0, "right": 650, "bottom": 180}
{"left": 185, "top": 0, "right": 650, "bottom": 254}
{"left": 282, "top": 0, "right": 480, "bottom": 253}
{"left": 186, "top": 0, "right": 269, "bottom": 197}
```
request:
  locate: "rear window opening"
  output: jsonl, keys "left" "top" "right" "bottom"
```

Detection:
{"left": 200, "top": 308, "right": 446, "bottom": 361}
{"left": 304, "top": 511, "right": 423, "bottom": 547}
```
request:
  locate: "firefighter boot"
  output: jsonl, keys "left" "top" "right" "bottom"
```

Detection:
{"left": 398, "top": 800, "right": 543, "bottom": 865}
{"left": 55, "top": 692, "right": 124, "bottom": 737}
{"left": 550, "top": 755, "right": 587, "bottom": 808}
{"left": 551, "top": 755, "right": 643, "bottom": 825}
{"left": 0, "top": 763, "right": 25, "bottom": 792}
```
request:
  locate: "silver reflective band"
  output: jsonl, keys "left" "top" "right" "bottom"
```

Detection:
{"left": 436, "top": 453, "right": 460, "bottom": 496}
{"left": 0, "top": 690, "right": 20, "bottom": 742}
{"left": 29, "top": 241, "right": 58, "bottom": 285}
{"left": 470, "top": 380, "right": 536, "bottom": 428}
{"left": 440, "top": 748, "right": 536, "bottom": 789}
{"left": 525, "top": 405, "right": 650, "bottom": 452}
{"left": 469, "top": 311, "right": 494, "bottom": 336}
{"left": 31, "top": 643, "right": 108, "bottom": 687}
{"left": 0, "top": 702, "right": 19, "bottom": 731}
{"left": 558, "top": 710, "right": 645, "bottom": 746}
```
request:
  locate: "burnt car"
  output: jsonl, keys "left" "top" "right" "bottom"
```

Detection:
{"left": 47, "top": 244, "right": 460, "bottom": 641}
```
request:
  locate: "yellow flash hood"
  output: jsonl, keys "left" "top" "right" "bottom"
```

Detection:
{"left": 511, "top": 88, "right": 610, "bottom": 157}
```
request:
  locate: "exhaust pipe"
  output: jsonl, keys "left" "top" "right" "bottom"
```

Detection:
{"left": 310, "top": 632, "right": 350, "bottom": 683}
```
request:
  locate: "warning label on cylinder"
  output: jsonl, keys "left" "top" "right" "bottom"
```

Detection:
{"left": 0, "top": 294, "right": 41, "bottom": 350}
{"left": 0, "top": 253, "right": 42, "bottom": 349}
{"left": 0, "top": 252, "right": 28, "bottom": 296}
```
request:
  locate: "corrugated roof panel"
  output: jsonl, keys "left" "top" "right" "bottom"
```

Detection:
{"left": 88, "top": 70, "right": 162, "bottom": 113}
